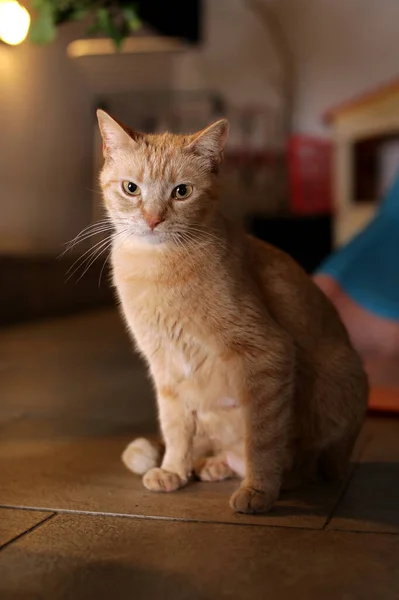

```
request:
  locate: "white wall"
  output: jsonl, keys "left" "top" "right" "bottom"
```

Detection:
{"left": 174, "top": 0, "right": 281, "bottom": 108}
{"left": 0, "top": 21, "right": 94, "bottom": 255}
{"left": 275, "top": 0, "right": 399, "bottom": 135}
{"left": 172, "top": 0, "right": 286, "bottom": 149}
{"left": 175, "top": 0, "right": 399, "bottom": 139}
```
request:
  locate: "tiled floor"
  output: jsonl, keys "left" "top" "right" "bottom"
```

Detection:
{"left": 1, "top": 310, "right": 399, "bottom": 599}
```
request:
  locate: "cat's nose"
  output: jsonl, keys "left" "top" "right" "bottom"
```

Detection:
{"left": 144, "top": 213, "right": 163, "bottom": 230}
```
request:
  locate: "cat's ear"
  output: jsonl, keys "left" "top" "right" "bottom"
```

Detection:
{"left": 96, "top": 109, "right": 138, "bottom": 158}
{"left": 186, "top": 119, "right": 229, "bottom": 163}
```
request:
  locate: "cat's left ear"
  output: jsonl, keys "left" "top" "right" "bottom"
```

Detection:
{"left": 185, "top": 119, "right": 229, "bottom": 164}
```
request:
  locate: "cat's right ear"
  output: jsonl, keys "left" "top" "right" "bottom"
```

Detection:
{"left": 96, "top": 110, "right": 137, "bottom": 158}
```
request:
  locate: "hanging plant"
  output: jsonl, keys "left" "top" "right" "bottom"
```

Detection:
{"left": 29, "top": 0, "right": 142, "bottom": 49}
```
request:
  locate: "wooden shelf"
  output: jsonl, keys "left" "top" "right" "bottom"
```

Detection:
{"left": 67, "top": 36, "right": 187, "bottom": 59}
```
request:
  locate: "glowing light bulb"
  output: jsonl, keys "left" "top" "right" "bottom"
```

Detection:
{"left": 0, "top": 1, "right": 30, "bottom": 46}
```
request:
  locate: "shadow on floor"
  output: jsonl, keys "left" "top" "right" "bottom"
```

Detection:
{"left": 326, "top": 461, "right": 399, "bottom": 532}
{"left": 0, "top": 552, "right": 211, "bottom": 600}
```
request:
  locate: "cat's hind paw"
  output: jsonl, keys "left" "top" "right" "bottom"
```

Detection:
{"left": 143, "top": 468, "right": 187, "bottom": 493}
{"left": 229, "top": 485, "right": 277, "bottom": 514}
{"left": 194, "top": 456, "right": 234, "bottom": 482}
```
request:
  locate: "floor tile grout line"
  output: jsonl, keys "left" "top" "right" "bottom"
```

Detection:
{"left": 1, "top": 505, "right": 397, "bottom": 536}
{"left": 322, "top": 430, "right": 373, "bottom": 531}
{"left": 0, "top": 512, "right": 57, "bottom": 552}
{"left": 0, "top": 505, "right": 321, "bottom": 532}
{"left": 322, "top": 463, "right": 360, "bottom": 530}
{"left": 327, "top": 526, "right": 399, "bottom": 536}
{"left": 1, "top": 505, "right": 397, "bottom": 537}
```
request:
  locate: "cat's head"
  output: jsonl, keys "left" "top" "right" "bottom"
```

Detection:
{"left": 97, "top": 110, "right": 229, "bottom": 245}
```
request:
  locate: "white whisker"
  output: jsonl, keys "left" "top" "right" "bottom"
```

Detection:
{"left": 75, "top": 238, "right": 114, "bottom": 283}
{"left": 98, "top": 227, "right": 132, "bottom": 287}
{"left": 66, "top": 236, "right": 113, "bottom": 282}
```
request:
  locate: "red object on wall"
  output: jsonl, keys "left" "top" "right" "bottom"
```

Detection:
{"left": 288, "top": 135, "right": 333, "bottom": 215}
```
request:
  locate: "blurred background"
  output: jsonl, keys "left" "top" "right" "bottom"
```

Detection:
{"left": 1, "top": 0, "right": 399, "bottom": 409}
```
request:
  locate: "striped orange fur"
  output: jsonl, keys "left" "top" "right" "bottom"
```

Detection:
{"left": 97, "top": 110, "right": 368, "bottom": 514}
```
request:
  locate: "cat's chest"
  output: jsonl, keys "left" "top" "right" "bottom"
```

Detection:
{"left": 117, "top": 278, "right": 207, "bottom": 370}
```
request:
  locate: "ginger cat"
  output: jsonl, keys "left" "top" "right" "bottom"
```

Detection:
{"left": 97, "top": 110, "right": 368, "bottom": 514}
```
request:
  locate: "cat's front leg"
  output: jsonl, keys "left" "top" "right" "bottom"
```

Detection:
{"left": 143, "top": 389, "right": 195, "bottom": 493}
{"left": 230, "top": 334, "right": 295, "bottom": 514}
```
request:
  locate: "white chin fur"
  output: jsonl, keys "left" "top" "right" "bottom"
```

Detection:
{"left": 140, "top": 233, "right": 164, "bottom": 245}
{"left": 121, "top": 438, "right": 160, "bottom": 475}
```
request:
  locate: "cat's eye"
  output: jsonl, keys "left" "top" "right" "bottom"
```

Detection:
{"left": 122, "top": 181, "right": 141, "bottom": 196}
{"left": 172, "top": 184, "right": 193, "bottom": 200}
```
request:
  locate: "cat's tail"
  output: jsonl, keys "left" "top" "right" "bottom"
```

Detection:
{"left": 121, "top": 438, "right": 163, "bottom": 475}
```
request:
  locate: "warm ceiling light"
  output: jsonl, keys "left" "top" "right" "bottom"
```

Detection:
{"left": 0, "top": 1, "right": 30, "bottom": 46}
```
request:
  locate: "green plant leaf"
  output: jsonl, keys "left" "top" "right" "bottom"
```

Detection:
{"left": 32, "top": 0, "right": 50, "bottom": 9}
{"left": 86, "top": 21, "right": 101, "bottom": 36}
{"left": 30, "top": 2, "right": 57, "bottom": 44}
{"left": 96, "top": 7, "right": 126, "bottom": 49}
{"left": 29, "top": 1, "right": 137, "bottom": 49}
{"left": 70, "top": 7, "right": 89, "bottom": 21}
{"left": 122, "top": 5, "right": 141, "bottom": 32}
{"left": 55, "top": 7, "right": 89, "bottom": 24}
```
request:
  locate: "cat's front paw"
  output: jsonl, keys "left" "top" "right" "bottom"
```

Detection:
{"left": 143, "top": 468, "right": 186, "bottom": 493}
{"left": 229, "top": 485, "right": 277, "bottom": 514}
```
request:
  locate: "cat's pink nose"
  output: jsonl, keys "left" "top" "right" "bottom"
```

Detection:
{"left": 144, "top": 213, "right": 163, "bottom": 230}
